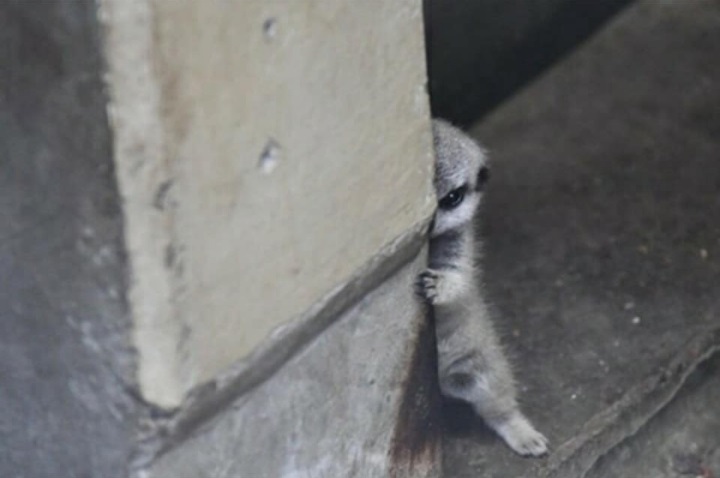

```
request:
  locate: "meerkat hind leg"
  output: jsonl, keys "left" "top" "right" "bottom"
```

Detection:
{"left": 492, "top": 410, "right": 549, "bottom": 457}
{"left": 441, "top": 370, "right": 548, "bottom": 457}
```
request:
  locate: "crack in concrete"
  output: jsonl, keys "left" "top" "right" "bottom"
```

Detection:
{"left": 538, "top": 326, "right": 720, "bottom": 478}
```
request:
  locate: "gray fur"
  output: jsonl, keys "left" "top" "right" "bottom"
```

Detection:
{"left": 417, "top": 119, "right": 548, "bottom": 457}
{"left": 428, "top": 230, "right": 463, "bottom": 269}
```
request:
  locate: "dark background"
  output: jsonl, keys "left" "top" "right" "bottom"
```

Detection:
{"left": 424, "top": 0, "right": 632, "bottom": 126}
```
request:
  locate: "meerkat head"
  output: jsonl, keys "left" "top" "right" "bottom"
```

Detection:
{"left": 430, "top": 119, "right": 490, "bottom": 238}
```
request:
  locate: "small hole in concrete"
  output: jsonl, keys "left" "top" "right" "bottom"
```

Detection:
{"left": 153, "top": 180, "right": 173, "bottom": 210}
{"left": 263, "top": 17, "right": 278, "bottom": 41}
{"left": 164, "top": 244, "right": 176, "bottom": 269}
{"left": 259, "top": 139, "right": 282, "bottom": 174}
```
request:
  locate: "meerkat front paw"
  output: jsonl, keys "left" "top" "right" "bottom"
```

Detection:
{"left": 415, "top": 269, "right": 440, "bottom": 304}
{"left": 415, "top": 268, "right": 468, "bottom": 305}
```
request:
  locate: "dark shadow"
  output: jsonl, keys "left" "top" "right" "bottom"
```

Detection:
{"left": 423, "top": 0, "right": 635, "bottom": 126}
{"left": 442, "top": 397, "right": 496, "bottom": 446}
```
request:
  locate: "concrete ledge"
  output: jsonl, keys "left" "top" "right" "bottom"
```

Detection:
{"left": 132, "top": 216, "right": 434, "bottom": 469}
{"left": 140, "top": 249, "right": 442, "bottom": 478}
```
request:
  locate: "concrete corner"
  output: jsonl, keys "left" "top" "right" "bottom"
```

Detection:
{"left": 144, "top": 252, "right": 442, "bottom": 478}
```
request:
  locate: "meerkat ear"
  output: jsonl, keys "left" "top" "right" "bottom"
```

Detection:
{"left": 476, "top": 166, "right": 490, "bottom": 191}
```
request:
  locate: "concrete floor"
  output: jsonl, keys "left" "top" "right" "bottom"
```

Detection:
{"left": 442, "top": 1, "right": 720, "bottom": 477}
{"left": 587, "top": 355, "right": 720, "bottom": 478}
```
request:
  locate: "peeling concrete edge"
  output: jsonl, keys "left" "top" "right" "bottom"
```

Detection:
{"left": 97, "top": 0, "right": 185, "bottom": 410}
{"left": 537, "top": 325, "right": 720, "bottom": 478}
{"left": 129, "top": 215, "right": 434, "bottom": 473}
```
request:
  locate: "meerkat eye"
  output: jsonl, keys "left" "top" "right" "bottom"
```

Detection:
{"left": 476, "top": 166, "right": 490, "bottom": 191}
{"left": 439, "top": 185, "right": 467, "bottom": 210}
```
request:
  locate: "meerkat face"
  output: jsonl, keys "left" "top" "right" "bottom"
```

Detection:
{"left": 430, "top": 119, "right": 490, "bottom": 238}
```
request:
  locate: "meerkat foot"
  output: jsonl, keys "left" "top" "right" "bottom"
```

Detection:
{"left": 492, "top": 413, "right": 549, "bottom": 457}
{"left": 415, "top": 268, "right": 467, "bottom": 305}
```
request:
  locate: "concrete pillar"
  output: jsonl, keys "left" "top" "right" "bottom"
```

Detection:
{"left": 1, "top": 0, "right": 439, "bottom": 476}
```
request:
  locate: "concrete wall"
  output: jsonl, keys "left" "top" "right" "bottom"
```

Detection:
{"left": 101, "top": 0, "right": 435, "bottom": 409}
{"left": 0, "top": 1, "right": 140, "bottom": 476}
{"left": 1, "top": 0, "right": 438, "bottom": 476}
{"left": 146, "top": 254, "right": 442, "bottom": 478}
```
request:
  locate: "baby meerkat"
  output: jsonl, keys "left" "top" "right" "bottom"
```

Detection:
{"left": 416, "top": 119, "right": 548, "bottom": 457}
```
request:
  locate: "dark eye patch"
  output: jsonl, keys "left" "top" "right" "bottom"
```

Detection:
{"left": 476, "top": 166, "right": 490, "bottom": 191}
{"left": 439, "top": 185, "right": 467, "bottom": 210}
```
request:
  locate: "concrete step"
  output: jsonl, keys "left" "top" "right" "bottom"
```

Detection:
{"left": 586, "top": 354, "right": 720, "bottom": 478}
{"left": 442, "top": 0, "right": 720, "bottom": 476}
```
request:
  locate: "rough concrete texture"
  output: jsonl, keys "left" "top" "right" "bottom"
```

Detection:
{"left": 100, "top": 0, "right": 435, "bottom": 408}
{"left": 0, "top": 1, "right": 141, "bottom": 476}
{"left": 2, "top": 0, "right": 439, "bottom": 475}
{"left": 143, "top": 252, "right": 442, "bottom": 478}
{"left": 586, "top": 353, "right": 720, "bottom": 478}
{"left": 443, "top": 0, "right": 720, "bottom": 476}
{"left": 424, "top": 0, "right": 632, "bottom": 126}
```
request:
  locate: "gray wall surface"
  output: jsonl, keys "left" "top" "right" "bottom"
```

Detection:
{"left": 99, "top": 0, "right": 435, "bottom": 408}
{"left": 0, "top": 1, "right": 140, "bottom": 476}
